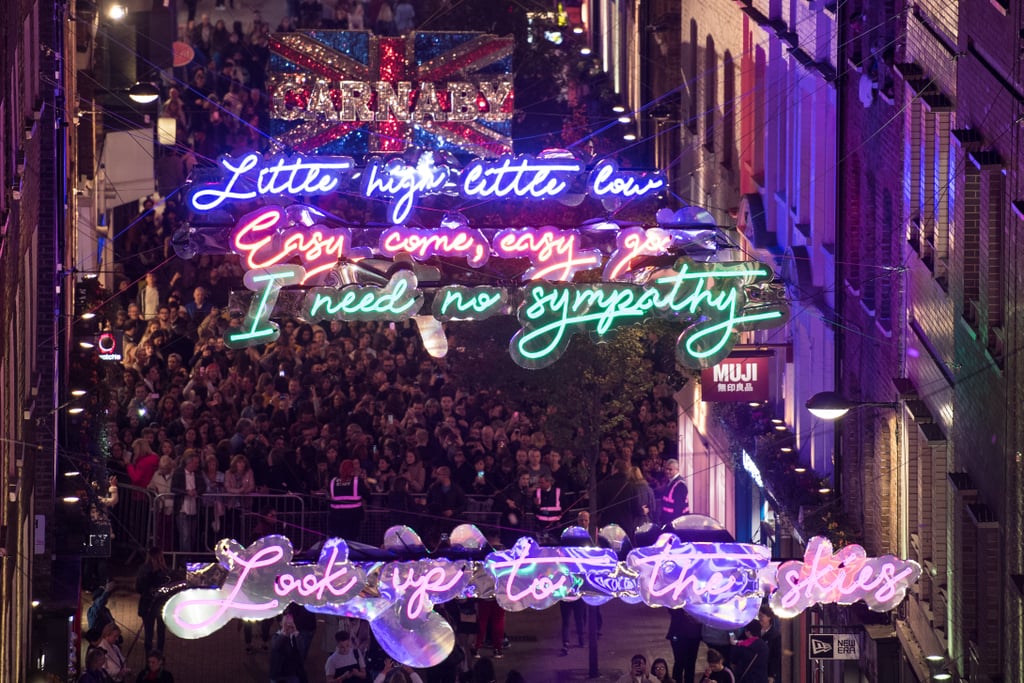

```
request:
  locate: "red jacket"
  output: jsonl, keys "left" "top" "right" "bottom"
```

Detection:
{"left": 128, "top": 452, "right": 160, "bottom": 488}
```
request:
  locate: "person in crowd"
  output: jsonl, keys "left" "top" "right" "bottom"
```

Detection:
{"left": 85, "top": 580, "right": 118, "bottom": 646}
{"left": 666, "top": 608, "right": 703, "bottom": 683}
{"left": 615, "top": 653, "right": 654, "bottom": 683}
{"left": 328, "top": 459, "right": 365, "bottom": 540}
{"left": 286, "top": 602, "right": 318, "bottom": 680}
{"left": 757, "top": 606, "right": 781, "bottom": 683}
{"left": 223, "top": 454, "right": 256, "bottom": 541}
{"left": 98, "top": 623, "right": 130, "bottom": 682}
{"left": 628, "top": 465, "right": 656, "bottom": 531}
{"left": 596, "top": 459, "right": 637, "bottom": 533}
{"left": 135, "top": 650, "right": 174, "bottom": 683}
{"left": 325, "top": 629, "right": 368, "bottom": 683}
{"left": 373, "top": 662, "right": 422, "bottom": 683}
{"left": 533, "top": 472, "right": 563, "bottom": 539}
{"left": 171, "top": 451, "right": 206, "bottom": 552}
{"left": 699, "top": 650, "right": 734, "bottom": 683}
{"left": 201, "top": 453, "right": 226, "bottom": 546}
{"left": 473, "top": 598, "right": 506, "bottom": 660}
{"left": 393, "top": 0, "right": 415, "bottom": 33}
{"left": 729, "top": 621, "right": 769, "bottom": 683}
{"left": 425, "top": 466, "right": 466, "bottom": 542}
{"left": 270, "top": 614, "right": 306, "bottom": 683}
{"left": 496, "top": 469, "right": 533, "bottom": 548}
{"left": 135, "top": 547, "right": 171, "bottom": 655}
{"left": 80, "top": 647, "right": 114, "bottom": 683}
{"left": 658, "top": 459, "right": 690, "bottom": 523}
{"left": 398, "top": 450, "right": 426, "bottom": 493}
{"left": 651, "top": 659, "right": 675, "bottom": 683}
{"left": 128, "top": 438, "right": 160, "bottom": 489}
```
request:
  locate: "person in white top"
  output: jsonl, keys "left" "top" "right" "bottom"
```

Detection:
{"left": 138, "top": 272, "right": 161, "bottom": 320}
{"left": 99, "top": 622, "right": 130, "bottom": 681}
{"left": 325, "top": 630, "right": 368, "bottom": 682}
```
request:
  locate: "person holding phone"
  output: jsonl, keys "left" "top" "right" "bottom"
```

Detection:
{"left": 325, "top": 630, "right": 368, "bottom": 683}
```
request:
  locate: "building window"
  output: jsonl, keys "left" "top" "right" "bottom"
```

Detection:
{"left": 687, "top": 20, "right": 698, "bottom": 132}
{"left": 704, "top": 36, "right": 716, "bottom": 153}
{"left": 722, "top": 51, "right": 735, "bottom": 169}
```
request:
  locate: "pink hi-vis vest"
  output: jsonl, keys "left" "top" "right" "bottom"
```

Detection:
{"left": 329, "top": 476, "right": 362, "bottom": 509}
{"left": 535, "top": 486, "right": 562, "bottom": 522}
{"left": 661, "top": 477, "right": 689, "bottom": 515}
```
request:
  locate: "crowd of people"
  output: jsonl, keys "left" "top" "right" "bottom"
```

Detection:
{"left": 91, "top": 238, "right": 685, "bottom": 554}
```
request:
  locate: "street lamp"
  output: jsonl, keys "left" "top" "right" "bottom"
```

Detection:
{"left": 128, "top": 82, "right": 160, "bottom": 104}
{"left": 805, "top": 391, "right": 898, "bottom": 421}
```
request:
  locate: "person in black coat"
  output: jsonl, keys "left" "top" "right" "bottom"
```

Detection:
{"left": 730, "top": 621, "right": 769, "bottom": 683}
{"left": 757, "top": 606, "right": 782, "bottom": 683}
{"left": 666, "top": 608, "right": 704, "bottom": 683}
{"left": 595, "top": 459, "right": 637, "bottom": 533}
{"left": 135, "top": 547, "right": 171, "bottom": 654}
{"left": 270, "top": 615, "right": 305, "bottom": 683}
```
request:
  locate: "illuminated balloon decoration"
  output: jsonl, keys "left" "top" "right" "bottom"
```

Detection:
{"left": 162, "top": 529, "right": 920, "bottom": 668}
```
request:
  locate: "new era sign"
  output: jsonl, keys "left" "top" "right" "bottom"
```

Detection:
{"left": 809, "top": 633, "right": 859, "bottom": 660}
{"left": 701, "top": 353, "right": 771, "bottom": 402}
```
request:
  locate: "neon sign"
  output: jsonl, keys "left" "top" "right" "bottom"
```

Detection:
{"left": 380, "top": 215, "right": 490, "bottom": 267}
{"left": 588, "top": 159, "right": 666, "bottom": 199}
{"left": 511, "top": 260, "right": 788, "bottom": 369}
{"left": 431, "top": 286, "right": 506, "bottom": 321}
{"left": 769, "top": 536, "right": 920, "bottom": 617}
{"left": 267, "top": 32, "right": 514, "bottom": 156}
{"left": 363, "top": 154, "right": 451, "bottom": 225}
{"left": 492, "top": 227, "right": 601, "bottom": 281}
{"left": 187, "top": 152, "right": 666, "bottom": 223}
{"left": 217, "top": 256, "right": 786, "bottom": 369}
{"left": 189, "top": 153, "right": 355, "bottom": 212}
{"left": 162, "top": 531, "right": 919, "bottom": 668}
{"left": 230, "top": 205, "right": 369, "bottom": 283}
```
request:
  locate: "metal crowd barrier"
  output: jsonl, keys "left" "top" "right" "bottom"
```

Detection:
{"left": 151, "top": 492, "right": 307, "bottom": 567}
{"left": 130, "top": 489, "right": 578, "bottom": 565}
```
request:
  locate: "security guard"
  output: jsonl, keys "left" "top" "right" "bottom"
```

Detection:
{"left": 534, "top": 473, "right": 563, "bottom": 533}
{"left": 328, "top": 459, "right": 364, "bottom": 539}
{"left": 658, "top": 458, "right": 690, "bottom": 524}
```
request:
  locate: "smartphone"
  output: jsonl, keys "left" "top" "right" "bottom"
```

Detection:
{"left": 477, "top": 471, "right": 485, "bottom": 478}
{"left": 388, "top": 415, "right": 394, "bottom": 425}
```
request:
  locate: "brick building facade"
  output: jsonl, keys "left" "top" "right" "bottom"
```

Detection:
{"left": 842, "top": 0, "right": 1024, "bottom": 679}
{"left": 0, "top": 0, "right": 66, "bottom": 679}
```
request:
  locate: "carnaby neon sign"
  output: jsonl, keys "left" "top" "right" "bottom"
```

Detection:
{"left": 187, "top": 152, "right": 665, "bottom": 224}
{"left": 163, "top": 531, "right": 919, "bottom": 668}
{"left": 267, "top": 32, "right": 514, "bottom": 156}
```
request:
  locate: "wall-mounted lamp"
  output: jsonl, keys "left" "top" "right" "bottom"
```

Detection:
{"left": 805, "top": 391, "right": 898, "bottom": 421}
{"left": 128, "top": 82, "right": 160, "bottom": 104}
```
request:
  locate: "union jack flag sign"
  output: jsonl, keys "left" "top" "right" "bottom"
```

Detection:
{"left": 267, "top": 31, "right": 514, "bottom": 158}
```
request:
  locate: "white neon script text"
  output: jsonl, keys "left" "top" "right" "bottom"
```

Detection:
{"left": 189, "top": 153, "right": 355, "bottom": 212}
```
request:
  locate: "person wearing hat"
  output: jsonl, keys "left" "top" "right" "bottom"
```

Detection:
{"left": 328, "top": 459, "right": 365, "bottom": 540}
{"left": 657, "top": 459, "right": 690, "bottom": 524}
